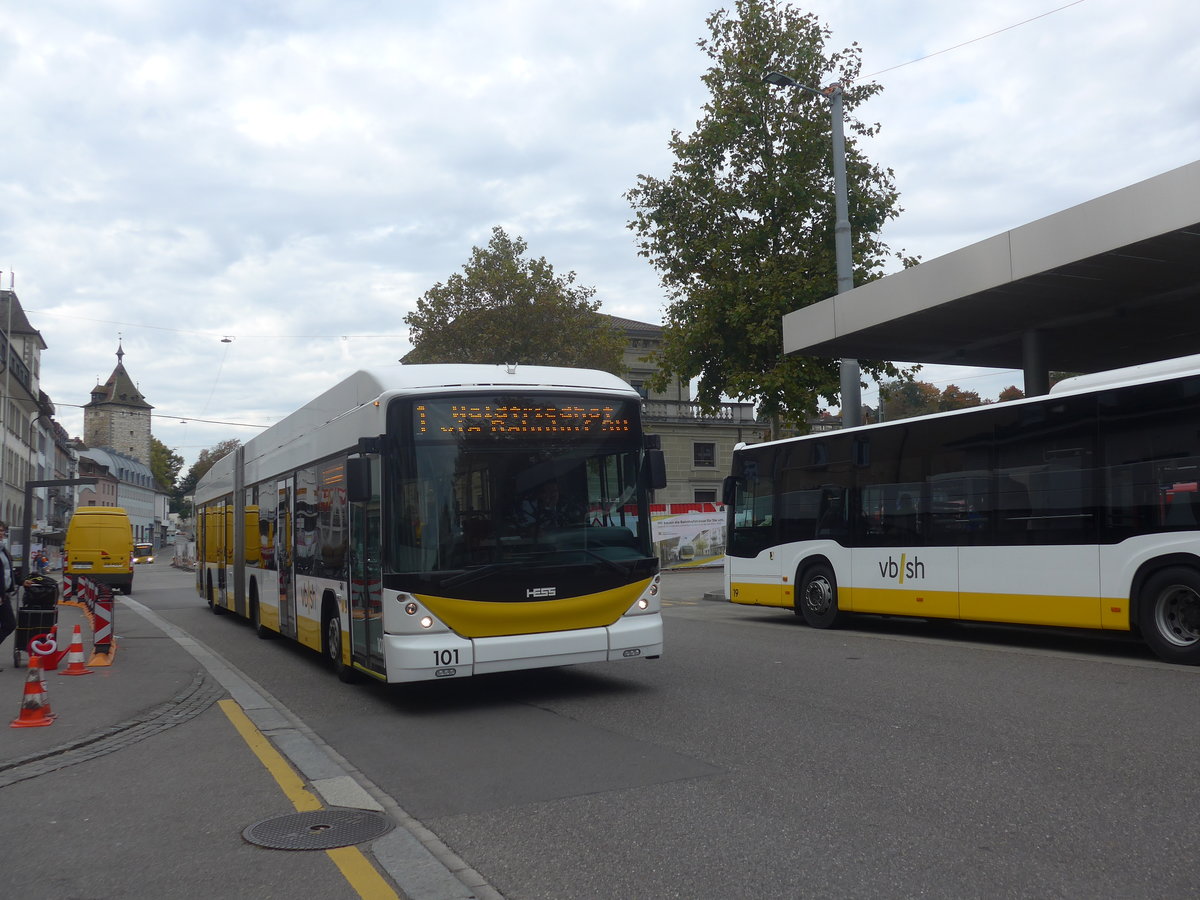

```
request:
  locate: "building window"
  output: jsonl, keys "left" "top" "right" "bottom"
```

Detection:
{"left": 693, "top": 442, "right": 716, "bottom": 468}
{"left": 630, "top": 381, "right": 648, "bottom": 399}
{"left": 694, "top": 490, "right": 717, "bottom": 503}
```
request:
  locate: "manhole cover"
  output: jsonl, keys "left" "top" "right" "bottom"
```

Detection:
{"left": 243, "top": 808, "right": 394, "bottom": 850}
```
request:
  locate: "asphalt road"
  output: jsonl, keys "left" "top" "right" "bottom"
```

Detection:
{"left": 145, "top": 564, "right": 1200, "bottom": 899}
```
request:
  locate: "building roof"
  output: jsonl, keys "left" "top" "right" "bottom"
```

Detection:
{"left": 78, "top": 446, "right": 155, "bottom": 483}
{"left": 0, "top": 290, "right": 49, "bottom": 349}
{"left": 782, "top": 160, "right": 1200, "bottom": 374}
{"left": 85, "top": 343, "right": 153, "bottom": 410}
{"left": 604, "top": 314, "right": 662, "bottom": 335}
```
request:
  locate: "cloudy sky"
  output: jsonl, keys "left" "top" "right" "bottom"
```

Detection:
{"left": 4, "top": 0, "right": 1199, "bottom": 471}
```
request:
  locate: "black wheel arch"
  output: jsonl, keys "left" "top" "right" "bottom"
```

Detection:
{"left": 794, "top": 554, "right": 837, "bottom": 602}
{"left": 1128, "top": 553, "right": 1200, "bottom": 633}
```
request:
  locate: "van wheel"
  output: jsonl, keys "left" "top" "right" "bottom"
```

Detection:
{"left": 324, "top": 609, "right": 357, "bottom": 683}
{"left": 797, "top": 563, "right": 845, "bottom": 629}
{"left": 1139, "top": 567, "right": 1200, "bottom": 664}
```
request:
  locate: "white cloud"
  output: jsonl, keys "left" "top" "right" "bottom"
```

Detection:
{"left": 3, "top": 0, "right": 1198, "bottom": 466}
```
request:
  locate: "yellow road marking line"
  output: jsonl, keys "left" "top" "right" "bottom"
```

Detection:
{"left": 218, "top": 699, "right": 400, "bottom": 900}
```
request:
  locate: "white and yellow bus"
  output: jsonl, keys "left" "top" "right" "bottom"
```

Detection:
{"left": 195, "top": 364, "right": 666, "bottom": 683}
{"left": 724, "top": 354, "right": 1200, "bottom": 665}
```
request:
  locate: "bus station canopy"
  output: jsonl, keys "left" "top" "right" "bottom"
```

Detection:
{"left": 781, "top": 160, "right": 1200, "bottom": 393}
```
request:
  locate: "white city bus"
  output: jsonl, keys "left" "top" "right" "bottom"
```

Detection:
{"left": 195, "top": 364, "right": 666, "bottom": 683}
{"left": 723, "top": 354, "right": 1200, "bottom": 665}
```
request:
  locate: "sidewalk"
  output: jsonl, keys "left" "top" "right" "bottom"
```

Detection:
{"left": 0, "top": 587, "right": 479, "bottom": 900}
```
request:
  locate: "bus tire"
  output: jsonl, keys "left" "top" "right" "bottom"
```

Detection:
{"left": 208, "top": 578, "right": 223, "bottom": 615}
{"left": 798, "top": 563, "right": 845, "bottom": 629}
{"left": 324, "top": 607, "right": 357, "bottom": 683}
{"left": 1138, "top": 566, "right": 1200, "bottom": 665}
{"left": 251, "top": 592, "right": 271, "bottom": 640}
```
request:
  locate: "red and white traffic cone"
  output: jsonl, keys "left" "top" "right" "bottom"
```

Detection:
{"left": 10, "top": 656, "right": 56, "bottom": 728}
{"left": 59, "top": 625, "right": 93, "bottom": 676}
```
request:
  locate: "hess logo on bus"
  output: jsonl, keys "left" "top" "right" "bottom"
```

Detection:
{"left": 527, "top": 586, "right": 556, "bottom": 598}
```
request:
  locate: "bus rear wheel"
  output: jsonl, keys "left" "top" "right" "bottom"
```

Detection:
{"left": 798, "top": 563, "right": 845, "bottom": 629}
{"left": 251, "top": 596, "right": 272, "bottom": 640}
{"left": 208, "top": 580, "right": 223, "bottom": 615}
{"left": 1139, "top": 567, "right": 1200, "bottom": 665}
{"left": 324, "top": 609, "right": 357, "bottom": 683}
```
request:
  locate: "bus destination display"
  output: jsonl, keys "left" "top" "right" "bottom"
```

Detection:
{"left": 415, "top": 398, "right": 636, "bottom": 438}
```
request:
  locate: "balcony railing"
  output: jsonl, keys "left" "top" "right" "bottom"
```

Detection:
{"left": 642, "top": 399, "right": 759, "bottom": 425}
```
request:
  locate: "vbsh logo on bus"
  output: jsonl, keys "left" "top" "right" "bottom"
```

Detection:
{"left": 877, "top": 553, "right": 926, "bottom": 583}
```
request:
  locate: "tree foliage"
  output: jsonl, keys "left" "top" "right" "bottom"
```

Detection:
{"left": 880, "top": 380, "right": 941, "bottom": 420}
{"left": 403, "top": 226, "right": 626, "bottom": 375}
{"left": 177, "top": 438, "right": 242, "bottom": 504}
{"left": 938, "top": 384, "right": 982, "bottom": 412}
{"left": 626, "top": 0, "right": 913, "bottom": 429}
{"left": 150, "top": 436, "right": 184, "bottom": 492}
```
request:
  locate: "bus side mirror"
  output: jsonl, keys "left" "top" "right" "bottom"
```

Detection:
{"left": 347, "top": 457, "right": 371, "bottom": 503}
{"left": 722, "top": 475, "right": 742, "bottom": 507}
{"left": 645, "top": 448, "right": 667, "bottom": 491}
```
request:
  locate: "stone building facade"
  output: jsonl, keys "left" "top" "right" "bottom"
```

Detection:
{"left": 0, "top": 290, "right": 48, "bottom": 535}
{"left": 83, "top": 344, "right": 153, "bottom": 466}
{"left": 606, "top": 316, "right": 770, "bottom": 507}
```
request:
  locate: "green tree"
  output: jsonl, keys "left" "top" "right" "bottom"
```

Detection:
{"left": 626, "top": 0, "right": 912, "bottom": 433}
{"left": 150, "top": 436, "right": 184, "bottom": 492}
{"left": 403, "top": 226, "right": 626, "bottom": 375}
{"left": 176, "top": 438, "right": 242, "bottom": 511}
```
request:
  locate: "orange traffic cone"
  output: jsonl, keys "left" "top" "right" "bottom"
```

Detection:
{"left": 10, "top": 656, "right": 56, "bottom": 728}
{"left": 59, "top": 625, "right": 93, "bottom": 677}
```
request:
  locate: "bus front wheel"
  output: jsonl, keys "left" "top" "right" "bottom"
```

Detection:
{"left": 798, "top": 563, "right": 845, "bottom": 629}
{"left": 1139, "top": 567, "right": 1200, "bottom": 665}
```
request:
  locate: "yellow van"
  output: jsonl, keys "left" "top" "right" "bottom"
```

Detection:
{"left": 65, "top": 507, "right": 135, "bottom": 594}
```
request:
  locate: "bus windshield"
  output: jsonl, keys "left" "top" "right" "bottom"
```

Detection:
{"left": 387, "top": 394, "right": 652, "bottom": 579}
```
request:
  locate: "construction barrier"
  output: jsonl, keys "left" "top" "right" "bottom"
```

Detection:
{"left": 10, "top": 656, "right": 55, "bottom": 728}
{"left": 29, "top": 626, "right": 67, "bottom": 671}
{"left": 87, "top": 584, "right": 117, "bottom": 667}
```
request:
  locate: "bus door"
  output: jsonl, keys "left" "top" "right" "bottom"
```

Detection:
{"left": 277, "top": 478, "right": 298, "bottom": 640}
{"left": 349, "top": 456, "right": 385, "bottom": 673}
{"left": 216, "top": 503, "right": 229, "bottom": 608}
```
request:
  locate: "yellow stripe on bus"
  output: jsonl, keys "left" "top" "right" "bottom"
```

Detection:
{"left": 419, "top": 578, "right": 654, "bottom": 637}
{"left": 732, "top": 582, "right": 1132, "bottom": 632}
{"left": 729, "top": 582, "right": 789, "bottom": 608}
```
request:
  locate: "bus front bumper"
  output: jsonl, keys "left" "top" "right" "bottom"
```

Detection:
{"left": 382, "top": 614, "right": 663, "bottom": 683}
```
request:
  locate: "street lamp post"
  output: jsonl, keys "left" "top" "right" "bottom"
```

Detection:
{"left": 764, "top": 71, "right": 861, "bottom": 428}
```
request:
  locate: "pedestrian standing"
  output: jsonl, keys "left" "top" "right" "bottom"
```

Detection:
{"left": 0, "top": 522, "right": 17, "bottom": 670}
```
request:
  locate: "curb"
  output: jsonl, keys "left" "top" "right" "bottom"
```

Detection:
{"left": 120, "top": 596, "right": 491, "bottom": 900}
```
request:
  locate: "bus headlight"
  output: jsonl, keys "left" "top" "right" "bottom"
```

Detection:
{"left": 419, "top": 616, "right": 434, "bottom": 629}
{"left": 637, "top": 598, "right": 649, "bottom": 610}
{"left": 404, "top": 602, "right": 419, "bottom": 615}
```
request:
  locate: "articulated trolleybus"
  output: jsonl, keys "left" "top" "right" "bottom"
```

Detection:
{"left": 195, "top": 364, "right": 666, "bottom": 683}
{"left": 724, "top": 355, "right": 1200, "bottom": 665}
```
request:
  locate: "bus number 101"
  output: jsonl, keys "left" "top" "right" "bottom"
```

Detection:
{"left": 433, "top": 649, "right": 460, "bottom": 666}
